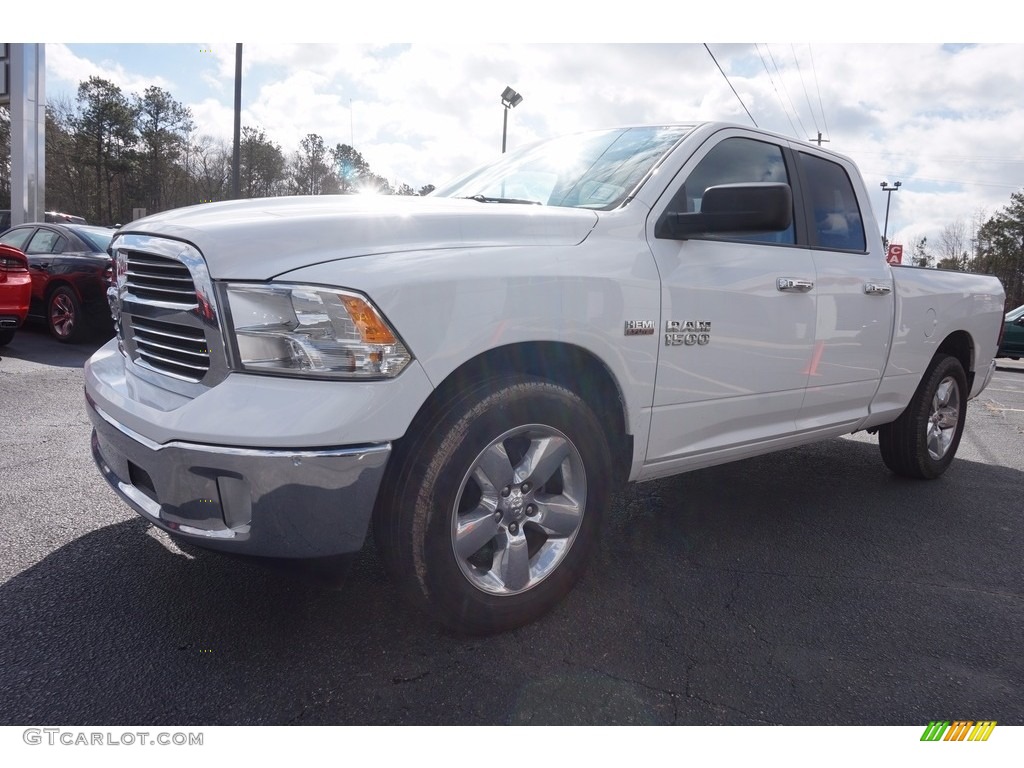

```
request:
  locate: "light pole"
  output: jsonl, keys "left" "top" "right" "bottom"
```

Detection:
{"left": 880, "top": 180, "right": 901, "bottom": 248}
{"left": 500, "top": 86, "right": 523, "bottom": 153}
{"left": 232, "top": 44, "right": 242, "bottom": 199}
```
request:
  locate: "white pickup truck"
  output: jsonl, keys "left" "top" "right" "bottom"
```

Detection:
{"left": 85, "top": 123, "right": 1005, "bottom": 633}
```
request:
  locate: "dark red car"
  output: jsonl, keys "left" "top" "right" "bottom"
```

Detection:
{"left": 0, "top": 243, "right": 32, "bottom": 346}
{"left": 0, "top": 222, "right": 114, "bottom": 343}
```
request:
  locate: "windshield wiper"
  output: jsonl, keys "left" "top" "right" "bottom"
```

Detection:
{"left": 460, "top": 194, "right": 542, "bottom": 205}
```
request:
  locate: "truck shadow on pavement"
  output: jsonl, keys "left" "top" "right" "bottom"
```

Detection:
{"left": 1, "top": 437, "right": 1021, "bottom": 725}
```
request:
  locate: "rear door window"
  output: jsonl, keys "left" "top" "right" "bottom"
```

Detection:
{"left": 800, "top": 153, "right": 866, "bottom": 252}
{"left": 26, "top": 229, "right": 65, "bottom": 254}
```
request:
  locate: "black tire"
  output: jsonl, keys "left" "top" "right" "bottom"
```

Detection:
{"left": 0, "top": 328, "right": 14, "bottom": 346}
{"left": 47, "top": 285, "right": 85, "bottom": 343}
{"left": 878, "top": 354, "right": 967, "bottom": 479}
{"left": 374, "top": 375, "right": 612, "bottom": 634}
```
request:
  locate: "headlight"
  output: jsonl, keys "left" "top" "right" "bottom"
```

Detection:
{"left": 224, "top": 283, "right": 412, "bottom": 379}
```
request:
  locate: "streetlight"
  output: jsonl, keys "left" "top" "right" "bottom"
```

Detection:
{"left": 880, "top": 180, "right": 901, "bottom": 248}
{"left": 500, "top": 86, "right": 523, "bottom": 153}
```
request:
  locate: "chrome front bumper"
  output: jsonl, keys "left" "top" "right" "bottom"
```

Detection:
{"left": 88, "top": 398, "right": 390, "bottom": 558}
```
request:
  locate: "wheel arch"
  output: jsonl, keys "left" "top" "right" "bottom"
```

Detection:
{"left": 44, "top": 278, "right": 83, "bottom": 302}
{"left": 400, "top": 341, "right": 633, "bottom": 485}
{"left": 935, "top": 330, "right": 974, "bottom": 391}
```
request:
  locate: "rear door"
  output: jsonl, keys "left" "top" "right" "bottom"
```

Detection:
{"left": 790, "top": 147, "right": 894, "bottom": 430}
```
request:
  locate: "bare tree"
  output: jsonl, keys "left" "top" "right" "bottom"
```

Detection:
{"left": 185, "top": 134, "right": 231, "bottom": 207}
{"left": 937, "top": 218, "right": 969, "bottom": 270}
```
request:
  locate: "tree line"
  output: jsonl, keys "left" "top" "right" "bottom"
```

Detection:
{"left": 0, "top": 76, "right": 435, "bottom": 227}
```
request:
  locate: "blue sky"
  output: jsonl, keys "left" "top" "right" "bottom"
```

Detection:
{"left": 11, "top": 3, "right": 1024, "bottom": 254}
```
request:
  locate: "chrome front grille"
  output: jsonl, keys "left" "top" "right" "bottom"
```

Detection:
{"left": 130, "top": 315, "right": 210, "bottom": 380}
{"left": 111, "top": 234, "right": 227, "bottom": 393}
{"left": 124, "top": 253, "right": 197, "bottom": 305}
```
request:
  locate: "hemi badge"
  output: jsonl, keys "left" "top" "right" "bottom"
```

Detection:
{"left": 624, "top": 320, "right": 655, "bottom": 336}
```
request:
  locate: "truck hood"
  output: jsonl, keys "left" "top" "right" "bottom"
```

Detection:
{"left": 118, "top": 195, "right": 600, "bottom": 280}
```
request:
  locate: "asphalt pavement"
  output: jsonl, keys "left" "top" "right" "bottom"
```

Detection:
{"left": 1, "top": 326, "right": 1021, "bottom": 725}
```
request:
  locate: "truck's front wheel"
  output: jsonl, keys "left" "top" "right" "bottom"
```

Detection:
{"left": 375, "top": 375, "right": 611, "bottom": 634}
{"left": 878, "top": 353, "right": 967, "bottom": 479}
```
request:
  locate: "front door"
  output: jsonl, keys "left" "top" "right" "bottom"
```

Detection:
{"left": 643, "top": 131, "right": 817, "bottom": 476}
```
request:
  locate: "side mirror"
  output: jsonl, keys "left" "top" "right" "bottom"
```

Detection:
{"left": 657, "top": 182, "right": 793, "bottom": 240}
{"left": 1015, "top": 316, "right": 1024, "bottom": 326}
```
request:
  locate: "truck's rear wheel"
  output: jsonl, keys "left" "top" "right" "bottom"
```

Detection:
{"left": 374, "top": 375, "right": 611, "bottom": 634}
{"left": 878, "top": 353, "right": 967, "bottom": 479}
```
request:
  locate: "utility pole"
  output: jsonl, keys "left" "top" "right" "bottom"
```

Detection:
{"left": 880, "top": 180, "right": 901, "bottom": 248}
{"left": 809, "top": 132, "right": 829, "bottom": 147}
{"left": 231, "top": 44, "right": 242, "bottom": 199}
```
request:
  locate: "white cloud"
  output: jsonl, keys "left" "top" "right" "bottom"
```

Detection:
{"left": 47, "top": 43, "right": 175, "bottom": 98}
{"left": 30, "top": 40, "right": 1024, "bottom": 249}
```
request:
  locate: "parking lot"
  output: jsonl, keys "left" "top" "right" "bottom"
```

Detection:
{"left": 1, "top": 325, "right": 1022, "bottom": 725}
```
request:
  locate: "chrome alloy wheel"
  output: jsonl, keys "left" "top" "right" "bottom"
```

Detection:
{"left": 50, "top": 292, "right": 76, "bottom": 339}
{"left": 451, "top": 424, "right": 587, "bottom": 596}
{"left": 926, "top": 376, "right": 961, "bottom": 460}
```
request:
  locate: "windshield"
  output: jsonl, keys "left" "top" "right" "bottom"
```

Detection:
{"left": 433, "top": 126, "right": 693, "bottom": 210}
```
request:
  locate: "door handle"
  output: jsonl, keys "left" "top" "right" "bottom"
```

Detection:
{"left": 864, "top": 282, "right": 892, "bottom": 295}
{"left": 777, "top": 277, "right": 814, "bottom": 293}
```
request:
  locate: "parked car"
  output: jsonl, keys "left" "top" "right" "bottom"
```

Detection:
{"left": 0, "top": 243, "right": 32, "bottom": 346}
{"left": 998, "top": 304, "right": 1024, "bottom": 359}
{"left": 0, "top": 222, "right": 114, "bottom": 343}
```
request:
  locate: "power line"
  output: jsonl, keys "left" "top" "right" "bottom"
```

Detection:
{"left": 790, "top": 43, "right": 820, "bottom": 136}
{"left": 766, "top": 45, "right": 807, "bottom": 138}
{"left": 756, "top": 43, "right": 798, "bottom": 136}
{"left": 846, "top": 148, "right": 1024, "bottom": 165}
{"left": 704, "top": 43, "right": 757, "bottom": 127}
{"left": 858, "top": 169, "right": 1023, "bottom": 190}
